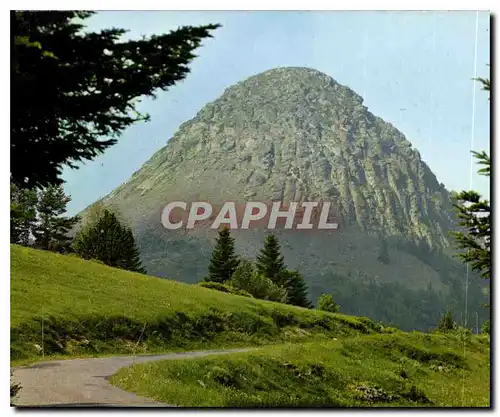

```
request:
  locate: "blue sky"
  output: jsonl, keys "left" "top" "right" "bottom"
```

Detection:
{"left": 62, "top": 11, "right": 490, "bottom": 215}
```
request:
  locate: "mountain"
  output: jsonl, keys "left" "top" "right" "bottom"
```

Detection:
{"left": 85, "top": 67, "right": 488, "bottom": 330}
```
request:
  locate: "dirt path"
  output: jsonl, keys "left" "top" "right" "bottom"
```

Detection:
{"left": 12, "top": 348, "right": 251, "bottom": 407}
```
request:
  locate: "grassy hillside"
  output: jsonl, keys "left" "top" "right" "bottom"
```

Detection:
{"left": 11, "top": 245, "right": 386, "bottom": 363}
{"left": 111, "top": 333, "right": 490, "bottom": 407}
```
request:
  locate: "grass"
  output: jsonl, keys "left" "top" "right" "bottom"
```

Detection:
{"left": 11, "top": 245, "right": 386, "bottom": 363}
{"left": 11, "top": 245, "right": 490, "bottom": 408}
{"left": 110, "top": 332, "right": 490, "bottom": 407}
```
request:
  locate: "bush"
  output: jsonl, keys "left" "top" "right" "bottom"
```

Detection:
{"left": 452, "top": 326, "right": 472, "bottom": 344}
{"left": 436, "top": 309, "right": 455, "bottom": 333}
{"left": 199, "top": 281, "right": 253, "bottom": 298}
{"left": 229, "top": 260, "right": 255, "bottom": 290}
{"left": 228, "top": 263, "right": 287, "bottom": 303}
{"left": 318, "top": 293, "right": 340, "bottom": 313}
{"left": 239, "top": 273, "right": 287, "bottom": 303}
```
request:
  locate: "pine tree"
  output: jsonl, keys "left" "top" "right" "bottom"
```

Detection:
{"left": 73, "top": 208, "right": 146, "bottom": 273}
{"left": 281, "top": 270, "right": 312, "bottom": 308}
{"left": 115, "top": 227, "right": 146, "bottom": 273}
{"left": 451, "top": 77, "right": 490, "bottom": 281}
{"left": 80, "top": 201, "right": 108, "bottom": 231}
{"left": 10, "top": 183, "right": 38, "bottom": 245}
{"left": 206, "top": 227, "right": 240, "bottom": 283}
{"left": 451, "top": 151, "right": 490, "bottom": 280}
{"left": 12, "top": 11, "right": 220, "bottom": 188}
{"left": 33, "top": 185, "right": 79, "bottom": 252}
{"left": 256, "top": 233, "right": 286, "bottom": 285}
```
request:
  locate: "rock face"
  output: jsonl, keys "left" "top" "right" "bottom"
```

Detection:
{"left": 89, "top": 67, "right": 486, "bottom": 330}
{"left": 106, "top": 67, "right": 454, "bottom": 247}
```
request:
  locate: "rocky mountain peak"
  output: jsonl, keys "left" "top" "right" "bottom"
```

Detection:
{"left": 103, "top": 67, "right": 454, "bottom": 250}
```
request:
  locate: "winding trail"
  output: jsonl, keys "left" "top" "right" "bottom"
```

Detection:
{"left": 12, "top": 348, "right": 251, "bottom": 407}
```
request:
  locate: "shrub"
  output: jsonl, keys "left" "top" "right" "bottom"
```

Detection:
{"left": 453, "top": 325, "right": 472, "bottom": 343}
{"left": 436, "top": 309, "right": 455, "bottom": 333}
{"left": 229, "top": 260, "right": 255, "bottom": 290}
{"left": 229, "top": 266, "right": 287, "bottom": 303}
{"left": 318, "top": 293, "right": 340, "bottom": 313}
{"left": 248, "top": 273, "right": 288, "bottom": 302}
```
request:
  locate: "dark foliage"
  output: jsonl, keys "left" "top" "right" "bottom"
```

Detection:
{"left": 206, "top": 227, "right": 240, "bottom": 283}
{"left": 33, "top": 185, "right": 79, "bottom": 252}
{"left": 450, "top": 151, "right": 490, "bottom": 280}
{"left": 74, "top": 208, "right": 146, "bottom": 273}
{"left": 11, "top": 11, "right": 220, "bottom": 188}
{"left": 281, "top": 270, "right": 313, "bottom": 308}
{"left": 256, "top": 234, "right": 287, "bottom": 285}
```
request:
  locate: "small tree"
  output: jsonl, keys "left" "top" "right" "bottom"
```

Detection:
{"left": 436, "top": 309, "right": 456, "bottom": 333}
{"left": 256, "top": 233, "right": 287, "bottom": 285}
{"left": 247, "top": 273, "right": 288, "bottom": 303}
{"left": 281, "top": 270, "right": 312, "bottom": 308}
{"left": 318, "top": 293, "right": 340, "bottom": 313}
{"left": 228, "top": 260, "right": 287, "bottom": 303}
{"left": 206, "top": 227, "right": 239, "bottom": 283}
{"left": 73, "top": 208, "right": 146, "bottom": 273}
{"left": 229, "top": 259, "right": 255, "bottom": 289}
{"left": 33, "top": 184, "right": 79, "bottom": 252}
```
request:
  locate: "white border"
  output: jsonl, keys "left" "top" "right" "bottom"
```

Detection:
{"left": 3, "top": 2, "right": 497, "bottom": 417}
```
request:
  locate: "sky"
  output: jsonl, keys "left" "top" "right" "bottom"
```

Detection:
{"left": 62, "top": 10, "right": 491, "bottom": 215}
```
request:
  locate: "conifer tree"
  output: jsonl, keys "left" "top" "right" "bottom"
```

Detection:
{"left": 206, "top": 227, "right": 240, "bottom": 283}
{"left": 73, "top": 208, "right": 146, "bottom": 273}
{"left": 33, "top": 184, "right": 79, "bottom": 252}
{"left": 451, "top": 151, "right": 490, "bottom": 280}
{"left": 281, "top": 270, "right": 312, "bottom": 308}
{"left": 80, "top": 201, "right": 108, "bottom": 231}
{"left": 451, "top": 77, "right": 490, "bottom": 282}
{"left": 256, "top": 233, "right": 286, "bottom": 285}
